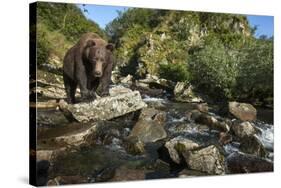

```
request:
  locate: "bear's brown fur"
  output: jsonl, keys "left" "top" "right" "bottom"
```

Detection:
{"left": 63, "top": 33, "right": 114, "bottom": 104}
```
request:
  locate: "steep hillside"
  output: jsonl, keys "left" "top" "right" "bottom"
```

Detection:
{"left": 36, "top": 2, "right": 106, "bottom": 72}
{"left": 106, "top": 9, "right": 273, "bottom": 102}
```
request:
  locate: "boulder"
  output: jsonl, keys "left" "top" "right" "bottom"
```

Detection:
{"left": 120, "top": 74, "right": 133, "bottom": 85}
{"left": 164, "top": 136, "right": 200, "bottom": 164}
{"left": 138, "top": 74, "right": 175, "bottom": 91}
{"left": 139, "top": 108, "right": 166, "bottom": 123}
{"left": 178, "top": 169, "right": 208, "bottom": 178}
{"left": 231, "top": 121, "right": 256, "bottom": 139}
{"left": 183, "top": 145, "right": 225, "bottom": 175}
{"left": 219, "top": 132, "right": 233, "bottom": 145}
{"left": 174, "top": 82, "right": 203, "bottom": 103}
{"left": 128, "top": 108, "right": 167, "bottom": 143}
{"left": 194, "top": 113, "right": 230, "bottom": 132}
{"left": 229, "top": 101, "right": 257, "bottom": 121}
{"left": 47, "top": 176, "right": 88, "bottom": 185}
{"left": 59, "top": 89, "right": 147, "bottom": 122}
{"left": 109, "top": 166, "right": 146, "bottom": 182}
{"left": 128, "top": 119, "right": 167, "bottom": 143}
{"left": 226, "top": 152, "right": 273, "bottom": 173}
{"left": 240, "top": 135, "right": 268, "bottom": 158}
{"left": 123, "top": 137, "right": 145, "bottom": 155}
{"left": 109, "top": 85, "right": 133, "bottom": 97}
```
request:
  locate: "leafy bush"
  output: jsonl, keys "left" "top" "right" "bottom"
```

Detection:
{"left": 236, "top": 37, "right": 273, "bottom": 100}
{"left": 190, "top": 37, "right": 240, "bottom": 99}
{"left": 159, "top": 62, "right": 190, "bottom": 82}
{"left": 37, "top": 25, "right": 50, "bottom": 66}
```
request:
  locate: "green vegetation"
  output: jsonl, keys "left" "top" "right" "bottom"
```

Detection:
{"left": 106, "top": 8, "right": 273, "bottom": 103}
{"left": 34, "top": 3, "right": 273, "bottom": 104}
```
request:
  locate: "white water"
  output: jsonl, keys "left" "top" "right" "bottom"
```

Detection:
{"left": 254, "top": 122, "right": 274, "bottom": 151}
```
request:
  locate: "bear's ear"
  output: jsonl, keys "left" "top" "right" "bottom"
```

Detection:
{"left": 106, "top": 43, "right": 114, "bottom": 52}
{"left": 86, "top": 40, "right": 96, "bottom": 48}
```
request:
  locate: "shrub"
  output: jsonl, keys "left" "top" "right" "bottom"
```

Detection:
{"left": 159, "top": 62, "right": 190, "bottom": 82}
{"left": 190, "top": 37, "right": 240, "bottom": 99}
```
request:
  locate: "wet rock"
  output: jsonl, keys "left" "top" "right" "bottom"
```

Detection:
{"left": 139, "top": 108, "right": 166, "bottom": 123}
{"left": 60, "top": 89, "right": 147, "bottom": 122}
{"left": 94, "top": 167, "right": 116, "bottom": 182}
{"left": 109, "top": 166, "right": 146, "bottom": 182}
{"left": 123, "top": 137, "right": 145, "bottom": 155}
{"left": 178, "top": 169, "right": 208, "bottom": 178}
{"left": 226, "top": 152, "right": 273, "bottom": 173}
{"left": 219, "top": 132, "right": 233, "bottom": 145}
{"left": 47, "top": 175, "right": 88, "bottom": 185}
{"left": 120, "top": 74, "right": 133, "bottom": 85}
{"left": 128, "top": 119, "right": 167, "bottom": 143}
{"left": 37, "top": 109, "right": 69, "bottom": 126}
{"left": 165, "top": 136, "right": 200, "bottom": 164}
{"left": 109, "top": 85, "right": 132, "bottom": 97}
{"left": 139, "top": 74, "right": 175, "bottom": 91}
{"left": 194, "top": 103, "right": 209, "bottom": 113}
{"left": 183, "top": 145, "right": 225, "bottom": 175}
{"left": 174, "top": 82, "right": 203, "bottom": 103}
{"left": 38, "top": 122, "right": 98, "bottom": 147}
{"left": 36, "top": 160, "right": 50, "bottom": 186}
{"left": 194, "top": 113, "right": 230, "bottom": 132}
{"left": 240, "top": 135, "right": 268, "bottom": 158}
{"left": 229, "top": 101, "right": 257, "bottom": 121}
{"left": 36, "top": 147, "right": 67, "bottom": 162}
{"left": 34, "top": 85, "right": 67, "bottom": 99}
{"left": 231, "top": 121, "right": 256, "bottom": 139}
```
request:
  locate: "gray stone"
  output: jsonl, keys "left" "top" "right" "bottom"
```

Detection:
{"left": 194, "top": 113, "right": 230, "bottom": 132}
{"left": 229, "top": 101, "right": 257, "bottom": 121}
{"left": 240, "top": 135, "right": 268, "bottom": 158}
{"left": 165, "top": 136, "right": 200, "bottom": 164}
{"left": 60, "top": 90, "right": 147, "bottom": 122}
{"left": 183, "top": 145, "right": 225, "bottom": 175}
{"left": 226, "top": 152, "right": 273, "bottom": 173}
{"left": 231, "top": 121, "right": 256, "bottom": 139}
{"left": 128, "top": 119, "right": 167, "bottom": 143}
{"left": 174, "top": 82, "right": 203, "bottom": 103}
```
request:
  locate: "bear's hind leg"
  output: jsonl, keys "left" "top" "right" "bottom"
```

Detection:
{"left": 64, "top": 75, "right": 77, "bottom": 104}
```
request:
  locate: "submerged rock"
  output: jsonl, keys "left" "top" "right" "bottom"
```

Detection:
{"left": 183, "top": 145, "right": 225, "bottom": 175}
{"left": 240, "top": 135, "right": 268, "bottom": 158}
{"left": 231, "top": 121, "right": 256, "bottom": 139}
{"left": 226, "top": 152, "right": 273, "bottom": 173}
{"left": 165, "top": 136, "right": 200, "bottom": 164}
{"left": 60, "top": 89, "right": 147, "bottom": 122}
{"left": 174, "top": 82, "right": 203, "bottom": 103}
{"left": 229, "top": 101, "right": 257, "bottom": 121}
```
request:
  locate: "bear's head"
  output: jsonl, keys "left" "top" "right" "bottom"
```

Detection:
{"left": 85, "top": 39, "right": 114, "bottom": 78}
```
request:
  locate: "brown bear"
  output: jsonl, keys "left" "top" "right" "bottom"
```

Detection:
{"left": 63, "top": 33, "right": 114, "bottom": 104}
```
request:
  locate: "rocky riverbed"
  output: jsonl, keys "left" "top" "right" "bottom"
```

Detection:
{"left": 32, "top": 72, "right": 274, "bottom": 186}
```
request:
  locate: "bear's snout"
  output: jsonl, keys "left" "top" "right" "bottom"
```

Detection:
{"left": 94, "top": 70, "right": 102, "bottom": 77}
{"left": 94, "top": 61, "right": 103, "bottom": 77}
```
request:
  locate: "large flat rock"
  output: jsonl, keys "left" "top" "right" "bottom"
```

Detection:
{"left": 60, "top": 90, "right": 147, "bottom": 122}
